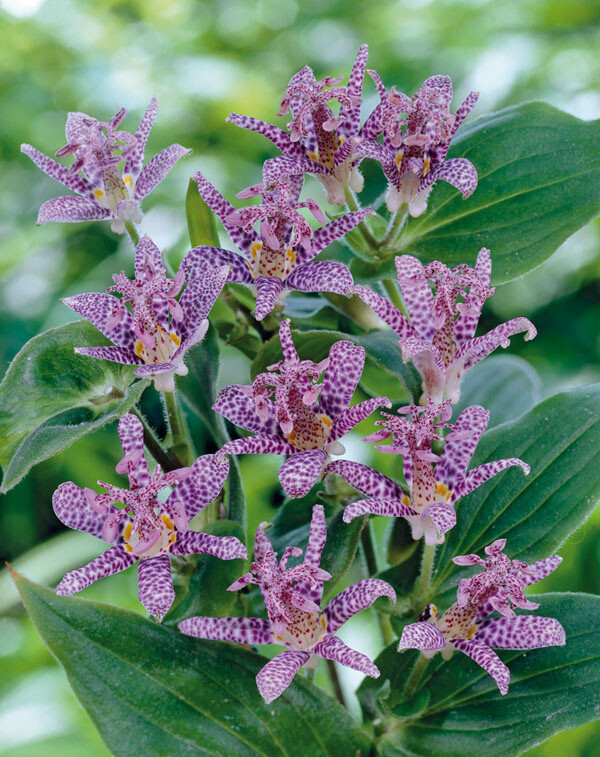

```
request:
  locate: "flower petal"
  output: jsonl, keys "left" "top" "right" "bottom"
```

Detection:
{"left": 256, "top": 650, "right": 310, "bottom": 704}
{"left": 421, "top": 502, "right": 457, "bottom": 544}
{"left": 475, "top": 615, "right": 565, "bottom": 650}
{"left": 308, "top": 209, "right": 374, "bottom": 260}
{"left": 36, "top": 196, "right": 110, "bottom": 224}
{"left": 74, "top": 346, "right": 140, "bottom": 364}
{"left": 226, "top": 113, "right": 304, "bottom": 156}
{"left": 212, "top": 385, "right": 278, "bottom": 434}
{"left": 254, "top": 276, "right": 283, "bottom": 321}
{"left": 117, "top": 414, "right": 150, "bottom": 488}
{"left": 424, "top": 157, "right": 478, "bottom": 198}
{"left": 179, "top": 615, "right": 273, "bottom": 644}
{"left": 178, "top": 265, "right": 228, "bottom": 337}
{"left": 454, "top": 457, "right": 530, "bottom": 500}
{"left": 343, "top": 497, "right": 415, "bottom": 523}
{"left": 452, "top": 638, "right": 510, "bottom": 695}
{"left": 182, "top": 245, "right": 253, "bottom": 284}
{"left": 324, "top": 579, "right": 396, "bottom": 632}
{"left": 330, "top": 396, "right": 391, "bottom": 440}
{"left": 319, "top": 340, "right": 365, "bottom": 421}
{"left": 134, "top": 144, "right": 191, "bottom": 201}
{"left": 338, "top": 43, "right": 369, "bottom": 138}
{"left": 137, "top": 554, "right": 175, "bottom": 621}
{"left": 436, "top": 404, "right": 490, "bottom": 495}
{"left": 220, "top": 434, "right": 295, "bottom": 457}
{"left": 453, "top": 247, "right": 491, "bottom": 345}
{"left": 21, "top": 144, "right": 96, "bottom": 199}
{"left": 325, "top": 460, "right": 404, "bottom": 499}
{"left": 313, "top": 634, "right": 379, "bottom": 677}
{"left": 56, "top": 544, "right": 136, "bottom": 595}
{"left": 459, "top": 317, "right": 537, "bottom": 372}
{"left": 124, "top": 96, "right": 158, "bottom": 179}
{"left": 62, "top": 292, "right": 136, "bottom": 350}
{"left": 286, "top": 260, "right": 353, "bottom": 296}
{"left": 398, "top": 621, "right": 446, "bottom": 651}
{"left": 134, "top": 233, "right": 164, "bottom": 279}
{"left": 295, "top": 504, "right": 328, "bottom": 606}
{"left": 167, "top": 453, "right": 230, "bottom": 522}
{"left": 52, "top": 482, "right": 106, "bottom": 539}
{"left": 353, "top": 285, "right": 415, "bottom": 339}
{"left": 521, "top": 555, "right": 563, "bottom": 586}
{"left": 395, "top": 255, "right": 435, "bottom": 340}
{"left": 171, "top": 531, "right": 247, "bottom": 560}
{"left": 278, "top": 449, "right": 327, "bottom": 498}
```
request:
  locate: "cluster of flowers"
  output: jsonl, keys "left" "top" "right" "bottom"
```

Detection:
{"left": 25, "top": 45, "right": 565, "bottom": 705}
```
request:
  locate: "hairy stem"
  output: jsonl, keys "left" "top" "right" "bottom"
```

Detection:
{"left": 380, "top": 208, "right": 408, "bottom": 251}
{"left": 132, "top": 407, "right": 182, "bottom": 471}
{"left": 124, "top": 220, "right": 140, "bottom": 248}
{"left": 403, "top": 653, "right": 430, "bottom": 700}
{"left": 361, "top": 522, "right": 394, "bottom": 647}
{"left": 326, "top": 659, "right": 346, "bottom": 706}
{"left": 415, "top": 543, "right": 437, "bottom": 604}
{"left": 345, "top": 187, "right": 378, "bottom": 250}
{"left": 163, "top": 389, "right": 195, "bottom": 466}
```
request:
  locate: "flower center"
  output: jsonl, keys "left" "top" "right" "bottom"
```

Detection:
{"left": 248, "top": 240, "right": 297, "bottom": 280}
{"left": 135, "top": 327, "right": 181, "bottom": 366}
{"left": 273, "top": 602, "right": 328, "bottom": 651}
{"left": 123, "top": 512, "right": 177, "bottom": 559}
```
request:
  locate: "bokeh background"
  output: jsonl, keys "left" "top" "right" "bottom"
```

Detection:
{"left": 1, "top": 0, "right": 599, "bottom": 754}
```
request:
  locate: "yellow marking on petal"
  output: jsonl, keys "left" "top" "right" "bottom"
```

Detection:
{"left": 285, "top": 429, "right": 299, "bottom": 448}
{"left": 467, "top": 624, "right": 477, "bottom": 639}
{"left": 286, "top": 248, "right": 296, "bottom": 264}
{"left": 94, "top": 188, "right": 104, "bottom": 198}
{"left": 168, "top": 533, "right": 177, "bottom": 546}
{"left": 250, "top": 241, "right": 263, "bottom": 259}
{"left": 246, "top": 260, "right": 256, "bottom": 279}
{"left": 276, "top": 635, "right": 284, "bottom": 641}
{"left": 395, "top": 151, "right": 404, "bottom": 167}
{"left": 430, "top": 604, "right": 438, "bottom": 620}
{"left": 123, "top": 522, "right": 133, "bottom": 541}
{"left": 436, "top": 482, "right": 452, "bottom": 502}
{"left": 161, "top": 513, "right": 174, "bottom": 529}
{"left": 124, "top": 543, "right": 134, "bottom": 553}
{"left": 339, "top": 136, "right": 345, "bottom": 144}
{"left": 320, "top": 616, "right": 327, "bottom": 630}
{"left": 135, "top": 340, "right": 144, "bottom": 358}
{"left": 402, "top": 494, "right": 411, "bottom": 507}
{"left": 170, "top": 332, "right": 181, "bottom": 346}
{"left": 423, "top": 157, "right": 430, "bottom": 176}
{"left": 308, "top": 151, "right": 318, "bottom": 161}
{"left": 320, "top": 414, "right": 333, "bottom": 428}
{"left": 123, "top": 174, "right": 134, "bottom": 188}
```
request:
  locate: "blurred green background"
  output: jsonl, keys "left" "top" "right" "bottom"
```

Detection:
{"left": 0, "top": 0, "right": 599, "bottom": 754}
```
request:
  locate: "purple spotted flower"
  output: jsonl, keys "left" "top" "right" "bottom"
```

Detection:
{"left": 398, "top": 539, "right": 565, "bottom": 694}
{"left": 21, "top": 97, "right": 189, "bottom": 233}
{"left": 355, "top": 249, "right": 536, "bottom": 405}
{"left": 359, "top": 73, "right": 479, "bottom": 216}
{"left": 227, "top": 45, "right": 373, "bottom": 205}
{"left": 333, "top": 402, "right": 529, "bottom": 545}
{"left": 182, "top": 171, "right": 371, "bottom": 321}
{"left": 62, "top": 235, "right": 227, "bottom": 391}
{"left": 179, "top": 505, "right": 396, "bottom": 703}
{"left": 52, "top": 414, "right": 246, "bottom": 620}
{"left": 213, "top": 320, "right": 390, "bottom": 498}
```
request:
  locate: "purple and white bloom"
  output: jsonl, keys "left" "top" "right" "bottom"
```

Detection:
{"left": 179, "top": 505, "right": 396, "bottom": 703}
{"left": 335, "top": 402, "right": 529, "bottom": 545}
{"left": 62, "top": 235, "right": 228, "bottom": 391}
{"left": 182, "top": 171, "right": 371, "bottom": 321}
{"left": 360, "top": 73, "right": 479, "bottom": 216}
{"left": 21, "top": 97, "right": 190, "bottom": 233}
{"left": 227, "top": 45, "right": 372, "bottom": 205}
{"left": 398, "top": 539, "right": 565, "bottom": 694}
{"left": 52, "top": 414, "right": 246, "bottom": 620}
{"left": 213, "top": 320, "right": 390, "bottom": 498}
{"left": 354, "top": 249, "right": 536, "bottom": 405}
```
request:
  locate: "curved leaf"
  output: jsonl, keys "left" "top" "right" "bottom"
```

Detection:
{"left": 186, "top": 176, "right": 221, "bottom": 248}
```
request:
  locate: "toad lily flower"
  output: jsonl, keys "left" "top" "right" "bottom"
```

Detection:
{"left": 182, "top": 171, "right": 372, "bottom": 321}
{"left": 227, "top": 45, "right": 371, "bottom": 205}
{"left": 52, "top": 414, "right": 246, "bottom": 620}
{"left": 179, "top": 505, "right": 396, "bottom": 703}
{"left": 398, "top": 539, "right": 565, "bottom": 694}
{"left": 213, "top": 320, "right": 390, "bottom": 498}
{"left": 359, "top": 73, "right": 479, "bottom": 216}
{"left": 21, "top": 97, "right": 190, "bottom": 233}
{"left": 335, "top": 402, "right": 529, "bottom": 545}
{"left": 62, "top": 235, "right": 228, "bottom": 391}
{"left": 354, "top": 249, "right": 536, "bottom": 405}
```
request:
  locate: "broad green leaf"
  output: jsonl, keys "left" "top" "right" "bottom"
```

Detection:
{"left": 185, "top": 176, "right": 220, "bottom": 248}
{"left": 164, "top": 520, "right": 246, "bottom": 625}
{"left": 252, "top": 327, "right": 420, "bottom": 403}
{"left": 432, "top": 382, "right": 600, "bottom": 603}
{"left": 452, "top": 354, "right": 541, "bottom": 429}
{"left": 358, "top": 593, "right": 600, "bottom": 757}
{"left": 0, "top": 321, "right": 147, "bottom": 493}
{"left": 398, "top": 103, "right": 600, "bottom": 284}
{"left": 14, "top": 572, "right": 370, "bottom": 757}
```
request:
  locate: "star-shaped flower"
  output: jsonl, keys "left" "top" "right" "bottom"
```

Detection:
{"left": 52, "top": 414, "right": 247, "bottom": 620}
{"left": 179, "top": 505, "right": 396, "bottom": 703}
{"left": 21, "top": 97, "right": 189, "bottom": 233}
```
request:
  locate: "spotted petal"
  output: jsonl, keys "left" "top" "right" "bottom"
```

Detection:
{"left": 166, "top": 453, "right": 230, "bottom": 522}
{"left": 21, "top": 144, "right": 96, "bottom": 199}
{"left": 178, "top": 265, "right": 228, "bottom": 336}
{"left": 55, "top": 545, "right": 136, "bottom": 595}
{"left": 452, "top": 638, "right": 510, "bottom": 695}
{"left": 52, "top": 481, "right": 106, "bottom": 539}
{"left": 62, "top": 292, "right": 136, "bottom": 350}
{"left": 134, "top": 144, "right": 191, "bottom": 201}
{"left": 422, "top": 157, "right": 478, "bottom": 198}
{"left": 324, "top": 579, "right": 396, "bottom": 632}
{"left": 313, "top": 634, "right": 379, "bottom": 678}
{"left": 255, "top": 276, "right": 283, "bottom": 321}
{"left": 171, "top": 531, "right": 247, "bottom": 560}
{"left": 278, "top": 449, "right": 327, "bottom": 498}
{"left": 325, "top": 460, "right": 404, "bottom": 499}
{"left": 319, "top": 340, "right": 364, "bottom": 421}
{"left": 330, "top": 396, "right": 391, "bottom": 441}
{"left": 212, "top": 385, "right": 277, "bottom": 434}
{"left": 117, "top": 414, "right": 150, "bottom": 488}
{"left": 475, "top": 615, "right": 566, "bottom": 650}
{"left": 521, "top": 556, "right": 563, "bottom": 586}
{"left": 459, "top": 317, "right": 537, "bottom": 372}
{"left": 178, "top": 615, "right": 273, "bottom": 645}
{"left": 395, "top": 255, "right": 435, "bottom": 340}
{"left": 226, "top": 113, "right": 304, "bottom": 156}
{"left": 398, "top": 621, "right": 446, "bottom": 651}
{"left": 124, "top": 96, "right": 158, "bottom": 179}
{"left": 256, "top": 650, "right": 310, "bottom": 704}
{"left": 352, "top": 285, "right": 415, "bottom": 340}
{"left": 454, "top": 457, "right": 530, "bottom": 500}
{"left": 286, "top": 261, "right": 353, "bottom": 296}
{"left": 343, "top": 497, "right": 415, "bottom": 523}
{"left": 436, "top": 405, "right": 489, "bottom": 495}
{"left": 220, "top": 434, "right": 295, "bottom": 458}
{"left": 182, "top": 245, "right": 253, "bottom": 284}
{"left": 73, "top": 346, "right": 139, "bottom": 364}
{"left": 308, "top": 209, "right": 375, "bottom": 261}
{"left": 37, "top": 196, "right": 110, "bottom": 224}
{"left": 296, "top": 504, "right": 327, "bottom": 605}
{"left": 137, "top": 554, "right": 175, "bottom": 621}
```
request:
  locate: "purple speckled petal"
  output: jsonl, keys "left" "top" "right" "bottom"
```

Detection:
{"left": 308, "top": 209, "right": 374, "bottom": 260}
{"left": 459, "top": 317, "right": 537, "bottom": 371}
{"left": 166, "top": 453, "right": 230, "bottom": 522}
{"left": 319, "top": 340, "right": 365, "bottom": 420}
{"left": 343, "top": 497, "right": 415, "bottom": 523}
{"left": 278, "top": 449, "right": 327, "bottom": 498}
{"left": 124, "top": 96, "right": 158, "bottom": 179}
{"left": 286, "top": 261, "right": 353, "bottom": 296}
{"left": 52, "top": 481, "right": 106, "bottom": 539}
{"left": 134, "top": 144, "right": 191, "bottom": 201}
{"left": 182, "top": 245, "right": 253, "bottom": 284}
{"left": 476, "top": 615, "right": 565, "bottom": 650}
{"left": 134, "top": 234, "right": 164, "bottom": 279}
{"left": 324, "top": 579, "right": 396, "bottom": 632}
{"left": 454, "top": 248, "right": 491, "bottom": 344}
{"left": 73, "top": 345, "right": 139, "bottom": 364}
{"left": 62, "top": 292, "right": 136, "bottom": 351}
{"left": 313, "top": 634, "right": 379, "bottom": 678}
{"left": 422, "top": 157, "right": 478, "bottom": 198}
{"left": 450, "top": 90, "right": 480, "bottom": 138}
{"left": 352, "top": 285, "right": 415, "bottom": 339}
{"left": 171, "top": 531, "right": 247, "bottom": 560}
{"left": 400, "top": 336, "right": 445, "bottom": 403}
{"left": 452, "top": 638, "right": 510, "bottom": 695}
{"left": 212, "top": 384, "right": 277, "bottom": 434}
{"left": 117, "top": 414, "right": 150, "bottom": 489}
{"left": 325, "top": 460, "right": 403, "bottom": 499}
{"left": 296, "top": 504, "right": 327, "bottom": 605}
{"left": 395, "top": 256, "right": 435, "bottom": 341}
{"left": 330, "top": 396, "right": 391, "bottom": 440}
{"left": 255, "top": 276, "right": 283, "bottom": 321}
{"left": 56, "top": 545, "right": 136, "bottom": 595}
{"left": 21, "top": 144, "right": 96, "bottom": 199}
{"left": 398, "top": 622, "right": 446, "bottom": 651}
{"left": 178, "top": 615, "right": 273, "bottom": 645}
{"left": 137, "top": 554, "right": 175, "bottom": 621}
{"left": 219, "top": 434, "right": 295, "bottom": 458}
{"left": 278, "top": 319, "right": 299, "bottom": 363}
{"left": 37, "top": 196, "right": 110, "bottom": 224}
{"left": 436, "top": 405, "right": 489, "bottom": 494}
{"left": 521, "top": 556, "right": 562, "bottom": 586}
{"left": 338, "top": 43, "right": 368, "bottom": 139}
{"left": 421, "top": 502, "right": 457, "bottom": 543}
{"left": 454, "top": 457, "right": 530, "bottom": 499}
{"left": 178, "top": 264, "right": 228, "bottom": 336}
{"left": 226, "top": 113, "right": 304, "bottom": 157}
{"left": 256, "top": 650, "right": 310, "bottom": 703}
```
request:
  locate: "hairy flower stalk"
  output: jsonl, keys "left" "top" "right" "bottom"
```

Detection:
{"left": 179, "top": 505, "right": 396, "bottom": 702}
{"left": 52, "top": 415, "right": 246, "bottom": 620}
{"left": 21, "top": 97, "right": 189, "bottom": 232}
{"left": 332, "top": 402, "right": 529, "bottom": 545}
{"left": 62, "top": 235, "right": 228, "bottom": 391}
{"left": 213, "top": 319, "right": 390, "bottom": 497}
{"left": 354, "top": 249, "right": 536, "bottom": 405}
{"left": 399, "top": 540, "right": 565, "bottom": 694}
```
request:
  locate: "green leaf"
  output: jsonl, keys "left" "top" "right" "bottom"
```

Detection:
{"left": 396, "top": 103, "right": 600, "bottom": 284}
{"left": 14, "top": 571, "right": 370, "bottom": 757}
{"left": 358, "top": 593, "right": 600, "bottom": 757}
{"left": 432, "top": 382, "right": 600, "bottom": 602}
{"left": 185, "top": 176, "right": 220, "bottom": 248}
{"left": 252, "top": 327, "right": 420, "bottom": 403}
{"left": 452, "top": 354, "right": 541, "bottom": 429}
{"left": 0, "top": 321, "right": 147, "bottom": 493}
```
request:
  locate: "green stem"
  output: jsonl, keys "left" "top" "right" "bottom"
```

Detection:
{"left": 361, "top": 522, "right": 394, "bottom": 646}
{"left": 380, "top": 208, "right": 408, "bottom": 251}
{"left": 132, "top": 408, "right": 182, "bottom": 471}
{"left": 416, "top": 543, "right": 436, "bottom": 604}
{"left": 345, "top": 187, "right": 378, "bottom": 250}
{"left": 382, "top": 279, "right": 407, "bottom": 315}
{"left": 403, "top": 653, "right": 430, "bottom": 700}
{"left": 124, "top": 220, "right": 140, "bottom": 248}
{"left": 163, "top": 390, "right": 195, "bottom": 466}
{"left": 326, "top": 659, "right": 345, "bottom": 706}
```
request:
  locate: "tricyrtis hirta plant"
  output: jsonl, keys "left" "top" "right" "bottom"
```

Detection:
{"left": 6, "top": 39, "right": 600, "bottom": 757}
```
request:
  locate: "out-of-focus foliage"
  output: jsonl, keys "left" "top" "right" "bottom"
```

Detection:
{"left": 1, "top": 0, "right": 599, "bottom": 755}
